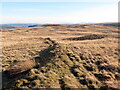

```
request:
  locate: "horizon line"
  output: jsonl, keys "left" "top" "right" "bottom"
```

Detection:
{"left": 0, "top": 22, "right": 93, "bottom": 24}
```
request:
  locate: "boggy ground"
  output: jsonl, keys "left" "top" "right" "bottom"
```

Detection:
{"left": 2, "top": 24, "right": 119, "bottom": 89}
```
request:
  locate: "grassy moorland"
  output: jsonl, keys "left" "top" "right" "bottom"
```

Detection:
{"left": 2, "top": 23, "right": 119, "bottom": 89}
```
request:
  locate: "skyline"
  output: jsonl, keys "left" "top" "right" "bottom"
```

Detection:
{"left": 0, "top": 1, "right": 118, "bottom": 24}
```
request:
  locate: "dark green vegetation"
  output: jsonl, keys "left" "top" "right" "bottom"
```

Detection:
{"left": 63, "top": 34, "right": 106, "bottom": 41}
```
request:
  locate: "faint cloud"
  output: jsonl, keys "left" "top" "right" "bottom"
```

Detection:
{"left": 1, "top": 4, "right": 118, "bottom": 24}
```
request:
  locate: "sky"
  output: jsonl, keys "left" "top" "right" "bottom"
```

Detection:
{"left": 0, "top": 0, "right": 119, "bottom": 24}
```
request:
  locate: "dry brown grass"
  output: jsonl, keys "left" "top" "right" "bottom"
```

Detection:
{"left": 2, "top": 23, "right": 119, "bottom": 89}
{"left": 7, "top": 60, "right": 36, "bottom": 75}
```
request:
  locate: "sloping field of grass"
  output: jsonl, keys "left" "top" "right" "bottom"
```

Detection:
{"left": 2, "top": 23, "right": 119, "bottom": 89}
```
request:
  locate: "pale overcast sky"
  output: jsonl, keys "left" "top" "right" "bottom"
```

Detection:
{"left": 0, "top": 0, "right": 119, "bottom": 24}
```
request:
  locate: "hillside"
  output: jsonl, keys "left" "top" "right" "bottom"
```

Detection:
{"left": 0, "top": 24, "right": 20, "bottom": 29}
{"left": 0, "top": 24, "right": 37, "bottom": 29}
{"left": 2, "top": 23, "right": 119, "bottom": 89}
{"left": 95, "top": 23, "right": 120, "bottom": 27}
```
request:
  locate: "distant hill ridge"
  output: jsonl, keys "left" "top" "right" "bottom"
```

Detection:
{"left": 0, "top": 24, "right": 20, "bottom": 29}
{"left": 95, "top": 23, "right": 120, "bottom": 27}
{"left": 28, "top": 23, "right": 120, "bottom": 27}
{"left": 0, "top": 24, "right": 37, "bottom": 29}
{"left": 28, "top": 24, "right": 61, "bottom": 27}
{"left": 1, "top": 22, "right": 119, "bottom": 29}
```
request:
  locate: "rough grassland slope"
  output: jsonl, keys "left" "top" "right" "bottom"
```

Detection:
{"left": 2, "top": 24, "right": 119, "bottom": 89}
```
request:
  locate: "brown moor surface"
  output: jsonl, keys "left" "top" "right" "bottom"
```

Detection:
{"left": 2, "top": 24, "right": 119, "bottom": 89}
